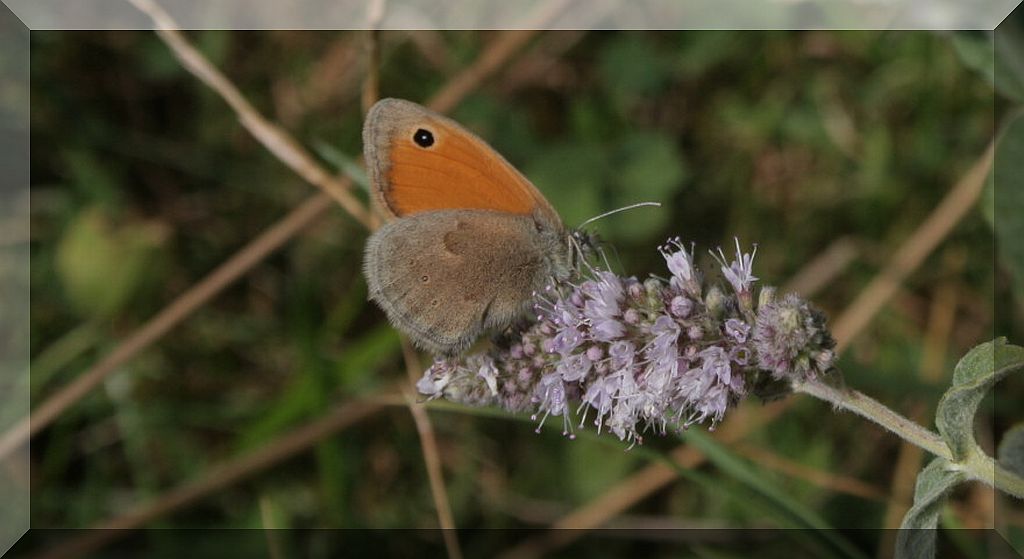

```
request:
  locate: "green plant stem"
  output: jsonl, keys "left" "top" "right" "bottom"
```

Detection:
{"left": 791, "top": 378, "right": 1024, "bottom": 499}
{"left": 970, "top": 448, "right": 1024, "bottom": 499}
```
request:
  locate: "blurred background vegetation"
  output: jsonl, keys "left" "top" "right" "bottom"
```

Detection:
{"left": 22, "top": 21, "right": 1024, "bottom": 558}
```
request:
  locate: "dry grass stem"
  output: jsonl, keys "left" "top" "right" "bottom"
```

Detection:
{"left": 498, "top": 30, "right": 587, "bottom": 93}
{"left": 426, "top": 22, "right": 556, "bottom": 114}
{"left": 128, "top": 0, "right": 373, "bottom": 228}
{"left": 831, "top": 142, "right": 994, "bottom": 352}
{"left": 33, "top": 397, "right": 388, "bottom": 559}
{"left": 734, "top": 443, "right": 889, "bottom": 501}
{"left": 407, "top": 30, "right": 455, "bottom": 73}
{"left": 0, "top": 193, "right": 335, "bottom": 460}
{"left": 404, "top": 389, "right": 463, "bottom": 559}
{"left": 401, "top": 338, "right": 462, "bottom": 559}
{"left": 360, "top": 0, "right": 385, "bottom": 115}
{"left": 781, "top": 236, "right": 860, "bottom": 297}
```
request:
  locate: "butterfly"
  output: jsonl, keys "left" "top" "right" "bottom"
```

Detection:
{"left": 362, "top": 98, "right": 577, "bottom": 356}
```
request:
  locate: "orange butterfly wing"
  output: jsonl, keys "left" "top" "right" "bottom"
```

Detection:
{"left": 363, "top": 98, "right": 556, "bottom": 220}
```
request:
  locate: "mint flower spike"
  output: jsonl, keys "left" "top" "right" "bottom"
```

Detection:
{"left": 417, "top": 237, "right": 836, "bottom": 445}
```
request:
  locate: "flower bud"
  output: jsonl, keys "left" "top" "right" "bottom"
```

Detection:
{"left": 704, "top": 286, "right": 726, "bottom": 319}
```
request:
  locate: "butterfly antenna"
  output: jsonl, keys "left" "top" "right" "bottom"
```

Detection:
{"left": 576, "top": 201, "right": 661, "bottom": 229}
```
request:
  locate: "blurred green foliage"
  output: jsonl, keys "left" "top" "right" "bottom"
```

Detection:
{"left": 55, "top": 207, "right": 169, "bottom": 318}
{"left": 25, "top": 25, "right": 1023, "bottom": 557}
{"left": 987, "top": 110, "right": 1024, "bottom": 298}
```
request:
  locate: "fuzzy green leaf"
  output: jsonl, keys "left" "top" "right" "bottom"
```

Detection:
{"left": 998, "top": 423, "right": 1024, "bottom": 478}
{"left": 936, "top": 338, "right": 1024, "bottom": 461}
{"left": 895, "top": 457, "right": 965, "bottom": 559}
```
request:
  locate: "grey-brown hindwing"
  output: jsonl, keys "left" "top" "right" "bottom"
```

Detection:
{"left": 363, "top": 209, "right": 568, "bottom": 355}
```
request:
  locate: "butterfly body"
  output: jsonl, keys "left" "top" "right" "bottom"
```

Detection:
{"left": 362, "top": 98, "right": 573, "bottom": 356}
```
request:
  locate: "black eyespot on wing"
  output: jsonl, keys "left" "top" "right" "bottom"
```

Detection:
{"left": 413, "top": 128, "right": 435, "bottom": 148}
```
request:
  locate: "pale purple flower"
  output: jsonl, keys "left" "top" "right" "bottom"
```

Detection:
{"left": 677, "top": 367, "right": 713, "bottom": 402}
{"left": 478, "top": 357, "right": 499, "bottom": 397}
{"left": 417, "top": 361, "right": 453, "bottom": 397}
{"left": 725, "top": 318, "right": 751, "bottom": 342}
{"left": 591, "top": 319, "right": 626, "bottom": 342}
{"left": 670, "top": 296, "right": 693, "bottom": 318}
{"left": 417, "top": 236, "right": 835, "bottom": 445}
{"left": 557, "top": 351, "right": 592, "bottom": 382}
{"left": 699, "top": 346, "right": 733, "bottom": 385}
{"left": 660, "top": 238, "right": 700, "bottom": 296}
{"left": 583, "top": 272, "right": 624, "bottom": 316}
{"left": 608, "top": 340, "right": 637, "bottom": 370}
{"left": 713, "top": 238, "right": 758, "bottom": 296}
{"left": 661, "top": 238, "right": 694, "bottom": 281}
{"left": 583, "top": 273, "right": 627, "bottom": 341}
{"left": 547, "top": 296, "right": 583, "bottom": 329}
{"left": 550, "top": 324, "right": 584, "bottom": 355}
{"left": 532, "top": 372, "right": 576, "bottom": 437}
{"left": 581, "top": 375, "right": 617, "bottom": 427}
{"left": 691, "top": 383, "right": 730, "bottom": 427}
{"left": 645, "top": 316, "right": 681, "bottom": 384}
{"left": 649, "top": 314, "right": 681, "bottom": 345}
